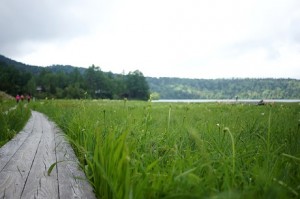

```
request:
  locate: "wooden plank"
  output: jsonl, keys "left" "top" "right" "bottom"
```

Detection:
{"left": 53, "top": 122, "right": 96, "bottom": 199}
{"left": 21, "top": 112, "right": 59, "bottom": 198}
{"left": 0, "top": 111, "right": 96, "bottom": 199}
{"left": 0, "top": 113, "right": 34, "bottom": 171}
{"left": 0, "top": 111, "right": 43, "bottom": 198}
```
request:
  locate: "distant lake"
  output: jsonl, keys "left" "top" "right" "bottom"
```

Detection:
{"left": 153, "top": 99, "right": 300, "bottom": 103}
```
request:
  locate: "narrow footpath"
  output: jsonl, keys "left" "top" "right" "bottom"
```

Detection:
{"left": 0, "top": 111, "right": 96, "bottom": 199}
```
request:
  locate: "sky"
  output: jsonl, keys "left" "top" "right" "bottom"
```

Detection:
{"left": 1, "top": 0, "right": 300, "bottom": 79}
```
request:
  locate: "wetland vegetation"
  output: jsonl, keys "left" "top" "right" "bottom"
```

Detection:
{"left": 0, "top": 100, "right": 31, "bottom": 147}
{"left": 29, "top": 100, "right": 300, "bottom": 198}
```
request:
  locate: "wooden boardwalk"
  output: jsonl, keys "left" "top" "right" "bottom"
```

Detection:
{"left": 0, "top": 111, "right": 96, "bottom": 199}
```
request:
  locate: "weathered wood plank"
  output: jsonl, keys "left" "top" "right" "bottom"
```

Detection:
{"left": 21, "top": 112, "right": 59, "bottom": 199}
{"left": 53, "top": 122, "right": 96, "bottom": 199}
{"left": 0, "top": 111, "right": 43, "bottom": 198}
{"left": 0, "top": 113, "right": 34, "bottom": 171}
{"left": 0, "top": 111, "right": 96, "bottom": 199}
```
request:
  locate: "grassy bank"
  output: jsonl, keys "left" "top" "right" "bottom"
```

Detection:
{"left": 0, "top": 100, "right": 31, "bottom": 147}
{"left": 33, "top": 100, "right": 300, "bottom": 198}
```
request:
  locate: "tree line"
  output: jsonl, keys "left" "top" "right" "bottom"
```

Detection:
{"left": 147, "top": 77, "right": 300, "bottom": 99}
{"left": 0, "top": 59, "right": 150, "bottom": 100}
{"left": 1, "top": 55, "right": 299, "bottom": 100}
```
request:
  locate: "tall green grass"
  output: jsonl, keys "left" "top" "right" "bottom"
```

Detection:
{"left": 0, "top": 100, "right": 31, "bottom": 147}
{"left": 33, "top": 100, "right": 300, "bottom": 198}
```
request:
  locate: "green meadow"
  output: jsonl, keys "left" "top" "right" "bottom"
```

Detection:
{"left": 30, "top": 100, "right": 300, "bottom": 198}
{"left": 0, "top": 100, "right": 31, "bottom": 147}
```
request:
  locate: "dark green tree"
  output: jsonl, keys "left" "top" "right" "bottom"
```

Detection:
{"left": 0, "top": 62, "right": 32, "bottom": 96}
{"left": 126, "top": 70, "right": 149, "bottom": 100}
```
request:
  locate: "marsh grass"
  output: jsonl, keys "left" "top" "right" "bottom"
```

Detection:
{"left": 33, "top": 100, "right": 300, "bottom": 198}
{"left": 0, "top": 100, "right": 31, "bottom": 147}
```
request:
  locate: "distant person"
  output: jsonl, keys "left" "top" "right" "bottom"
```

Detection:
{"left": 21, "top": 95, "right": 24, "bottom": 102}
{"left": 16, "top": 94, "right": 20, "bottom": 103}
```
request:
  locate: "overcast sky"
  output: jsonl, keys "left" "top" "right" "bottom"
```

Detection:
{"left": 1, "top": 0, "right": 300, "bottom": 79}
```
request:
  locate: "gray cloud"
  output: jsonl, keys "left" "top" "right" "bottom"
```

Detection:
{"left": 1, "top": 0, "right": 300, "bottom": 79}
{"left": 0, "top": 0, "right": 93, "bottom": 56}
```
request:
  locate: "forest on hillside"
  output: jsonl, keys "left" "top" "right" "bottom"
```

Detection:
{"left": 0, "top": 58, "right": 149, "bottom": 100}
{"left": 1, "top": 55, "right": 300, "bottom": 100}
{"left": 147, "top": 77, "right": 300, "bottom": 99}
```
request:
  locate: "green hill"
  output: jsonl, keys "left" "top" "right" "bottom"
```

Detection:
{"left": 0, "top": 55, "right": 149, "bottom": 100}
{"left": 147, "top": 77, "right": 300, "bottom": 99}
{"left": 1, "top": 54, "right": 299, "bottom": 100}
